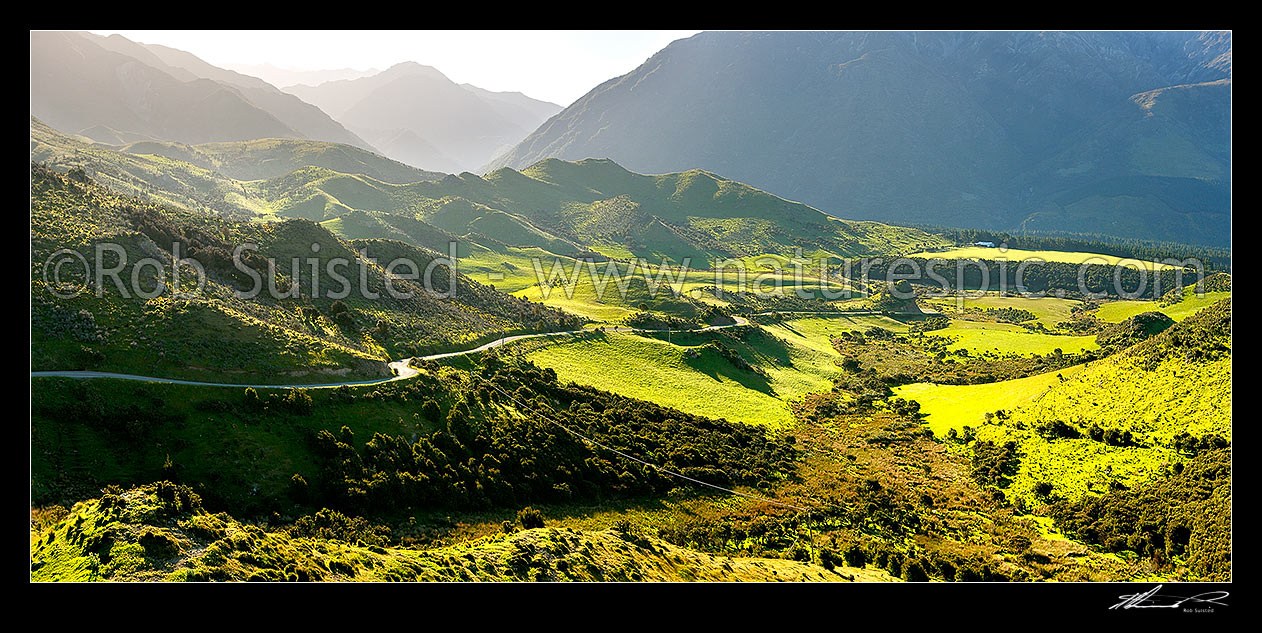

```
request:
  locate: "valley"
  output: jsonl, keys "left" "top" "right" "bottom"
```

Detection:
{"left": 28, "top": 29, "right": 1231, "bottom": 586}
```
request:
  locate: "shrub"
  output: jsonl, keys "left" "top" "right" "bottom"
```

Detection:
{"left": 517, "top": 506, "right": 545, "bottom": 529}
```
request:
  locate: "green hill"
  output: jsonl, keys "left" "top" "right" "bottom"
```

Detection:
{"left": 256, "top": 157, "right": 946, "bottom": 262}
{"left": 35, "top": 120, "right": 944, "bottom": 272}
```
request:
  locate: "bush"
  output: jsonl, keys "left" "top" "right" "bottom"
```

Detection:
{"left": 902, "top": 559, "right": 930, "bottom": 582}
{"left": 517, "top": 506, "right": 545, "bottom": 529}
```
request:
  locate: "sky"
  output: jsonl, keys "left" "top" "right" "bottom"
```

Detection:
{"left": 92, "top": 30, "right": 700, "bottom": 107}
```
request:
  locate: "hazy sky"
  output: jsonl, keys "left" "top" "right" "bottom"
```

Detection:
{"left": 92, "top": 30, "right": 699, "bottom": 106}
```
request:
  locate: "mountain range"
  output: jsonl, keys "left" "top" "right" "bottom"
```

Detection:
{"left": 284, "top": 62, "right": 563, "bottom": 173}
{"left": 31, "top": 119, "right": 940, "bottom": 263}
{"left": 222, "top": 63, "right": 380, "bottom": 89}
{"left": 488, "top": 31, "right": 1232, "bottom": 246}
{"left": 30, "top": 30, "right": 1231, "bottom": 246}
{"left": 30, "top": 31, "right": 372, "bottom": 149}
{"left": 30, "top": 32, "right": 562, "bottom": 177}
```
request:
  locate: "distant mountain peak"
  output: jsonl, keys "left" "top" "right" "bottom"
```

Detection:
{"left": 380, "top": 60, "right": 449, "bottom": 80}
{"left": 284, "top": 63, "right": 563, "bottom": 174}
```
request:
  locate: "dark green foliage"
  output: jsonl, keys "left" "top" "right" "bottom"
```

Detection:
{"left": 929, "top": 228, "right": 1232, "bottom": 271}
{"left": 986, "top": 307, "right": 1037, "bottom": 324}
{"left": 887, "top": 397, "right": 922, "bottom": 419}
{"left": 908, "top": 315, "right": 949, "bottom": 333}
{"left": 971, "top": 440, "right": 1021, "bottom": 487}
{"left": 862, "top": 257, "right": 1210, "bottom": 301}
{"left": 305, "top": 359, "right": 798, "bottom": 514}
{"left": 280, "top": 389, "right": 314, "bottom": 415}
{"left": 1170, "top": 432, "right": 1230, "bottom": 456}
{"left": 902, "top": 559, "right": 930, "bottom": 582}
{"left": 817, "top": 547, "right": 838, "bottom": 571}
{"left": 1036, "top": 419, "right": 1083, "bottom": 441}
{"left": 1096, "top": 311, "right": 1175, "bottom": 352}
{"left": 841, "top": 545, "right": 866, "bottom": 568}
{"left": 421, "top": 399, "right": 441, "bottom": 423}
{"left": 288, "top": 508, "right": 391, "bottom": 547}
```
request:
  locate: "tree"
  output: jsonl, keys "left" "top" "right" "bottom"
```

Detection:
{"left": 421, "top": 399, "right": 441, "bottom": 423}
{"left": 902, "top": 559, "right": 930, "bottom": 582}
{"left": 842, "top": 545, "right": 867, "bottom": 568}
{"left": 818, "top": 547, "right": 838, "bottom": 571}
{"left": 282, "top": 388, "right": 313, "bottom": 415}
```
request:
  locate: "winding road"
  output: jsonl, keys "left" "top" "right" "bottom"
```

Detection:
{"left": 29, "top": 316, "right": 754, "bottom": 390}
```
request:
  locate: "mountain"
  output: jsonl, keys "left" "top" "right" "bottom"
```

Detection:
{"left": 1011, "top": 78, "right": 1231, "bottom": 244}
{"left": 285, "top": 62, "right": 562, "bottom": 172}
{"left": 362, "top": 128, "right": 464, "bottom": 175}
{"left": 31, "top": 32, "right": 373, "bottom": 151}
{"left": 488, "top": 31, "right": 1231, "bottom": 246}
{"left": 460, "top": 84, "right": 566, "bottom": 133}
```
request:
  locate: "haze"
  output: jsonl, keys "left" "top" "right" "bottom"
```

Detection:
{"left": 89, "top": 30, "right": 699, "bottom": 106}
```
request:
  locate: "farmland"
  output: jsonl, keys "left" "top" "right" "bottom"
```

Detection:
{"left": 907, "top": 246, "right": 1182, "bottom": 271}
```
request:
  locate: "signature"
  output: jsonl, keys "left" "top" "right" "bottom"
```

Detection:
{"left": 1111, "top": 585, "right": 1229, "bottom": 610}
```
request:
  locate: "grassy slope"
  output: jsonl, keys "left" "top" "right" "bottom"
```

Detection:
{"left": 29, "top": 376, "right": 439, "bottom": 507}
{"left": 894, "top": 364, "right": 1090, "bottom": 437}
{"left": 118, "top": 137, "right": 443, "bottom": 184}
{"left": 37, "top": 121, "right": 943, "bottom": 265}
{"left": 31, "top": 117, "right": 271, "bottom": 219}
{"left": 519, "top": 331, "right": 804, "bottom": 428}
{"left": 1095, "top": 287, "right": 1231, "bottom": 323}
{"left": 517, "top": 315, "right": 865, "bottom": 428}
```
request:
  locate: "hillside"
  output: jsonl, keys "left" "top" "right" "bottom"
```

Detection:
{"left": 116, "top": 138, "right": 442, "bottom": 184}
{"left": 30, "top": 482, "right": 887, "bottom": 582}
{"left": 30, "top": 164, "right": 579, "bottom": 382}
{"left": 488, "top": 31, "right": 1231, "bottom": 246}
{"left": 285, "top": 62, "right": 562, "bottom": 173}
{"left": 971, "top": 298, "right": 1230, "bottom": 509}
{"left": 1012, "top": 79, "right": 1232, "bottom": 244}
{"left": 1009, "top": 298, "right": 1231, "bottom": 446}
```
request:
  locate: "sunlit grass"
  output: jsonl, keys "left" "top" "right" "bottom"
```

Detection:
{"left": 893, "top": 364, "right": 1088, "bottom": 437}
